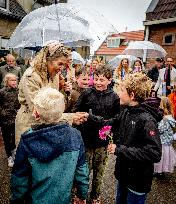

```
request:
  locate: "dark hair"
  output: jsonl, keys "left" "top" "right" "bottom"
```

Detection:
{"left": 94, "top": 65, "right": 112, "bottom": 80}
{"left": 75, "top": 68, "right": 90, "bottom": 77}
{"left": 132, "top": 59, "right": 143, "bottom": 68}
{"left": 155, "top": 58, "right": 164, "bottom": 63}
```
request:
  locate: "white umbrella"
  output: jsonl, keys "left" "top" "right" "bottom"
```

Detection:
{"left": 72, "top": 51, "right": 85, "bottom": 65}
{"left": 8, "top": 4, "right": 92, "bottom": 48}
{"left": 108, "top": 54, "right": 138, "bottom": 68}
{"left": 122, "top": 41, "right": 167, "bottom": 61}
{"left": 8, "top": 3, "right": 117, "bottom": 49}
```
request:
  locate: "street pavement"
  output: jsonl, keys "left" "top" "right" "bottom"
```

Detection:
{"left": 0, "top": 134, "right": 176, "bottom": 204}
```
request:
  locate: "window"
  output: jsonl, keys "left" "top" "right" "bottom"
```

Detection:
{"left": 162, "top": 33, "right": 175, "bottom": 45}
{"left": 1, "top": 38, "right": 9, "bottom": 49}
{"left": 0, "top": 0, "right": 7, "bottom": 9}
{"left": 107, "top": 37, "right": 120, "bottom": 48}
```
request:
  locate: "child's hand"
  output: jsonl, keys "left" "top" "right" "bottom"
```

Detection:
{"left": 108, "top": 143, "right": 116, "bottom": 154}
{"left": 74, "top": 197, "right": 86, "bottom": 204}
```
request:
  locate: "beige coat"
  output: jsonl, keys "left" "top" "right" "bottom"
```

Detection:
{"left": 15, "top": 67, "right": 74, "bottom": 145}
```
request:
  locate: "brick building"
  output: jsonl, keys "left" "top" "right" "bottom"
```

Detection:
{"left": 144, "top": 0, "right": 176, "bottom": 61}
{"left": 94, "top": 30, "right": 144, "bottom": 62}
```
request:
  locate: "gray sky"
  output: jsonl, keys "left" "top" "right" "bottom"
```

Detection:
{"left": 70, "top": 0, "right": 151, "bottom": 32}
{"left": 69, "top": 0, "right": 152, "bottom": 52}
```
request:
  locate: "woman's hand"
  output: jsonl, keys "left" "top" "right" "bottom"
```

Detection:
{"left": 73, "top": 112, "right": 89, "bottom": 125}
{"left": 64, "top": 81, "right": 72, "bottom": 93}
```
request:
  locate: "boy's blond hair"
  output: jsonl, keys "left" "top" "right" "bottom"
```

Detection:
{"left": 34, "top": 87, "right": 65, "bottom": 123}
{"left": 3, "top": 73, "right": 17, "bottom": 86}
{"left": 122, "top": 72, "right": 153, "bottom": 103}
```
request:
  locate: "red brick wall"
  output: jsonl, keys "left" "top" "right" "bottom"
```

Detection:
{"left": 148, "top": 22, "right": 176, "bottom": 63}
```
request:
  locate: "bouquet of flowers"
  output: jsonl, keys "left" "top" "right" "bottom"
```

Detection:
{"left": 99, "top": 126, "right": 113, "bottom": 143}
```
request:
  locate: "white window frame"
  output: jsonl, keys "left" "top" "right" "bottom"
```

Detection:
{"left": 1, "top": 37, "right": 9, "bottom": 49}
{"left": 0, "top": 0, "right": 9, "bottom": 11}
{"left": 107, "top": 37, "right": 121, "bottom": 48}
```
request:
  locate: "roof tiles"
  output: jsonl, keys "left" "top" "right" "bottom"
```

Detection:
{"left": 0, "top": 0, "right": 26, "bottom": 20}
{"left": 95, "top": 30, "right": 144, "bottom": 56}
{"left": 146, "top": 0, "right": 176, "bottom": 21}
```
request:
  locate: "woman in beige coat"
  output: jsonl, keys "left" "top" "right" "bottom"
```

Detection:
{"left": 15, "top": 42, "right": 85, "bottom": 145}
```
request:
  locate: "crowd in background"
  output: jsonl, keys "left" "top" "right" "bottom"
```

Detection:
{"left": 0, "top": 43, "right": 176, "bottom": 204}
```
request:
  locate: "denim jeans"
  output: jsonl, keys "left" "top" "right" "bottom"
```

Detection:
{"left": 116, "top": 183, "right": 147, "bottom": 204}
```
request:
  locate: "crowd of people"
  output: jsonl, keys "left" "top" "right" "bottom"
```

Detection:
{"left": 0, "top": 41, "right": 176, "bottom": 204}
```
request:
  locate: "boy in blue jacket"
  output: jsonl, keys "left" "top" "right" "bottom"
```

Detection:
{"left": 11, "top": 87, "right": 89, "bottom": 204}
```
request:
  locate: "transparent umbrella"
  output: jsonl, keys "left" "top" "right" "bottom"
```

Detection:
{"left": 122, "top": 41, "right": 167, "bottom": 61}
{"left": 72, "top": 51, "right": 85, "bottom": 65}
{"left": 108, "top": 54, "right": 138, "bottom": 69}
{"left": 8, "top": 3, "right": 117, "bottom": 49}
{"left": 8, "top": 4, "right": 92, "bottom": 48}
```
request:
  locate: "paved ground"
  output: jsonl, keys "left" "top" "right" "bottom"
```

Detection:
{"left": 0, "top": 133, "right": 176, "bottom": 204}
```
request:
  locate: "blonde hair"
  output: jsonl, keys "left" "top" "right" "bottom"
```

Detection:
{"left": 160, "top": 96, "right": 173, "bottom": 115}
{"left": 122, "top": 72, "right": 152, "bottom": 103}
{"left": 32, "top": 43, "right": 69, "bottom": 82}
{"left": 3, "top": 73, "right": 17, "bottom": 86}
{"left": 34, "top": 87, "right": 65, "bottom": 123}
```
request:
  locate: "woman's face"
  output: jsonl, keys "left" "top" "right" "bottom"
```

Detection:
{"left": 121, "top": 59, "right": 129, "bottom": 68}
{"left": 47, "top": 56, "right": 68, "bottom": 78}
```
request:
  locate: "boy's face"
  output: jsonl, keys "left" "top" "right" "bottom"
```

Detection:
{"left": 77, "top": 74, "right": 90, "bottom": 89}
{"left": 94, "top": 74, "right": 111, "bottom": 91}
{"left": 8, "top": 76, "right": 17, "bottom": 88}
{"left": 117, "top": 85, "right": 133, "bottom": 105}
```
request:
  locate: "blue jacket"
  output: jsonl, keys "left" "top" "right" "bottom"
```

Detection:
{"left": 11, "top": 123, "right": 89, "bottom": 204}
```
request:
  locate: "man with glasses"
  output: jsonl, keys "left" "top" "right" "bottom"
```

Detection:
{"left": 0, "top": 54, "right": 22, "bottom": 88}
{"left": 154, "top": 57, "right": 176, "bottom": 97}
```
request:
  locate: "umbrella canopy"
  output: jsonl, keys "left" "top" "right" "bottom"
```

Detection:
{"left": 122, "top": 41, "right": 167, "bottom": 60}
{"left": 72, "top": 51, "right": 85, "bottom": 65}
{"left": 108, "top": 54, "right": 138, "bottom": 68}
{"left": 8, "top": 3, "right": 117, "bottom": 49}
{"left": 8, "top": 4, "right": 92, "bottom": 48}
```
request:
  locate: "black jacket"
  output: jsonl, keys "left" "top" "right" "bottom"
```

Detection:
{"left": 147, "top": 66, "right": 164, "bottom": 83}
{"left": 74, "top": 87, "right": 120, "bottom": 148}
{"left": 88, "top": 100, "right": 162, "bottom": 192}
{"left": 112, "top": 101, "right": 162, "bottom": 193}
{"left": 0, "top": 87, "right": 20, "bottom": 125}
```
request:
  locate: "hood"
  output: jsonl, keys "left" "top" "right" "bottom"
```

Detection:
{"left": 140, "top": 99, "right": 163, "bottom": 122}
{"left": 21, "top": 123, "right": 74, "bottom": 162}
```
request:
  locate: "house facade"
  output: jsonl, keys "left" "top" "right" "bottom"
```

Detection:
{"left": 0, "top": 0, "right": 89, "bottom": 58}
{"left": 0, "top": 0, "right": 26, "bottom": 56}
{"left": 144, "top": 0, "right": 176, "bottom": 61}
{"left": 94, "top": 30, "right": 144, "bottom": 62}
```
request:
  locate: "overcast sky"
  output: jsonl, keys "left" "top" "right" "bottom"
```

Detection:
{"left": 69, "top": 0, "right": 152, "bottom": 51}
{"left": 70, "top": 0, "right": 151, "bottom": 32}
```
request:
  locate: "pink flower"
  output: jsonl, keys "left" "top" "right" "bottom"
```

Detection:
{"left": 99, "top": 126, "right": 113, "bottom": 143}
